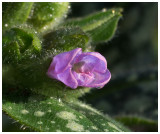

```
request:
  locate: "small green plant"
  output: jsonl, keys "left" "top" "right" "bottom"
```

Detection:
{"left": 2, "top": 2, "right": 130, "bottom": 132}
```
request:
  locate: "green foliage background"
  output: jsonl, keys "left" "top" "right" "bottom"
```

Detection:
{"left": 2, "top": 2, "right": 158, "bottom": 132}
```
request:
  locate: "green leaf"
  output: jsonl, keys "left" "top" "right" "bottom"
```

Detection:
{"left": 66, "top": 101, "right": 130, "bottom": 132}
{"left": 27, "top": 2, "right": 69, "bottom": 33}
{"left": 3, "top": 92, "right": 130, "bottom": 132}
{"left": 2, "top": 26, "right": 41, "bottom": 64}
{"left": 64, "top": 8, "right": 122, "bottom": 44}
{"left": 2, "top": 2, "right": 33, "bottom": 32}
{"left": 43, "top": 27, "right": 90, "bottom": 52}
{"left": 115, "top": 116, "right": 158, "bottom": 132}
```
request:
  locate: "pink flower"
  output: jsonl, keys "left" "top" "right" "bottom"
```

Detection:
{"left": 47, "top": 48, "right": 111, "bottom": 89}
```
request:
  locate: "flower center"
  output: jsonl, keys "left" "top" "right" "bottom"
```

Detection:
{"left": 73, "top": 61, "right": 92, "bottom": 75}
{"left": 73, "top": 61, "right": 85, "bottom": 73}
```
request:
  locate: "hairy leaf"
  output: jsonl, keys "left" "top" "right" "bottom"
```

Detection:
{"left": 27, "top": 2, "right": 69, "bottom": 33}
{"left": 64, "top": 8, "right": 122, "bottom": 44}
{"left": 43, "top": 27, "right": 90, "bottom": 52}
{"left": 2, "top": 27, "right": 41, "bottom": 64}
{"left": 2, "top": 2, "right": 33, "bottom": 32}
{"left": 3, "top": 92, "right": 129, "bottom": 132}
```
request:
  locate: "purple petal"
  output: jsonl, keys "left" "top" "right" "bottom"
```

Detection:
{"left": 47, "top": 48, "right": 111, "bottom": 89}
{"left": 72, "top": 71, "right": 94, "bottom": 86}
{"left": 85, "top": 69, "right": 111, "bottom": 88}
{"left": 84, "top": 52, "right": 107, "bottom": 63}
{"left": 74, "top": 52, "right": 107, "bottom": 74}
{"left": 49, "top": 67, "right": 78, "bottom": 89}
{"left": 47, "top": 48, "right": 82, "bottom": 74}
{"left": 83, "top": 52, "right": 107, "bottom": 73}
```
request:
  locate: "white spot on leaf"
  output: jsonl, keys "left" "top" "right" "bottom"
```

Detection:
{"left": 50, "top": 97, "right": 54, "bottom": 99}
{"left": 48, "top": 109, "right": 52, "bottom": 113}
{"left": 66, "top": 121, "right": 84, "bottom": 132}
{"left": 51, "top": 121, "right": 55, "bottom": 124}
{"left": 104, "top": 128, "right": 109, "bottom": 132}
{"left": 58, "top": 103, "right": 64, "bottom": 107}
{"left": 45, "top": 127, "right": 49, "bottom": 131}
{"left": 79, "top": 116, "right": 83, "bottom": 119}
{"left": 34, "top": 111, "right": 45, "bottom": 117}
{"left": 8, "top": 106, "right": 12, "bottom": 110}
{"left": 21, "top": 109, "right": 29, "bottom": 115}
{"left": 91, "top": 126, "right": 98, "bottom": 130}
{"left": 37, "top": 121, "right": 43, "bottom": 124}
{"left": 56, "top": 129, "right": 62, "bottom": 132}
{"left": 47, "top": 102, "right": 52, "bottom": 104}
{"left": 56, "top": 111, "right": 77, "bottom": 120}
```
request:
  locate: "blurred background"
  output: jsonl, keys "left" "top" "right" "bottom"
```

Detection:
{"left": 3, "top": 2, "right": 158, "bottom": 132}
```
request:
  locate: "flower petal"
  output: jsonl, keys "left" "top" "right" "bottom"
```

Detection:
{"left": 72, "top": 71, "right": 94, "bottom": 86}
{"left": 47, "top": 48, "right": 111, "bottom": 89}
{"left": 85, "top": 69, "right": 111, "bottom": 88}
{"left": 48, "top": 48, "right": 82, "bottom": 74}
{"left": 48, "top": 67, "right": 78, "bottom": 89}
{"left": 83, "top": 52, "right": 107, "bottom": 73}
{"left": 84, "top": 52, "right": 107, "bottom": 64}
{"left": 74, "top": 53, "right": 107, "bottom": 73}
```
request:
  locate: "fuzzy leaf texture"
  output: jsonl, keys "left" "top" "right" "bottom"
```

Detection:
{"left": 43, "top": 27, "right": 90, "bottom": 51}
{"left": 27, "top": 2, "right": 69, "bottom": 33}
{"left": 64, "top": 8, "right": 122, "bottom": 44}
{"left": 3, "top": 91, "right": 130, "bottom": 132}
{"left": 2, "top": 2, "right": 33, "bottom": 32}
{"left": 2, "top": 27, "right": 41, "bottom": 64}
